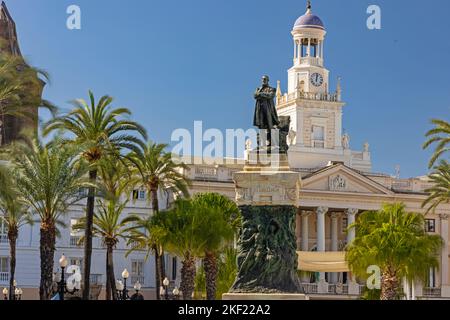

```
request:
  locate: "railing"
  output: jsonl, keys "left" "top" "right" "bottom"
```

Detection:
{"left": 423, "top": 287, "right": 441, "bottom": 298}
{"left": 278, "top": 90, "right": 340, "bottom": 106}
{"left": 0, "top": 234, "right": 7, "bottom": 244}
{"left": 301, "top": 283, "right": 318, "bottom": 294}
{"left": 89, "top": 274, "right": 102, "bottom": 285}
{"left": 328, "top": 284, "right": 349, "bottom": 295}
{"left": 298, "top": 56, "right": 323, "bottom": 66}
{"left": 131, "top": 275, "right": 145, "bottom": 286}
{"left": 70, "top": 236, "right": 83, "bottom": 247}
{"left": 0, "top": 272, "right": 8, "bottom": 283}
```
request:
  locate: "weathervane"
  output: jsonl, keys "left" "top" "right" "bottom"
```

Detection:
{"left": 307, "top": 0, "right": 312, "bottom": 10}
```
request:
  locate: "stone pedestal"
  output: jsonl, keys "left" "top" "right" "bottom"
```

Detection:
{"left": 226, "top": 151, "right": 303, "bottom": 296}
{"left": 223, "top": 293, "right": 309, "bottom": 300}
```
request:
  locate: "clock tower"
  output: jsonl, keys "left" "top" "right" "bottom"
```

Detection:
{"left": 277, "top": 1, "right": 371, "bottom": 172}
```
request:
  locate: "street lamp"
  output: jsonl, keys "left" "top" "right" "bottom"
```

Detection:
{"left": 173, "top": 287, "right": 180, "bottom": 300}
{"left": 163, "top": 277, "right": 170, "bottom": 300}
{"left": 116, "top": 269, "right": 130, "bottom": 300}
{"left": 14, "top": 288, "right": 22, "bottom": 300}
{"left": 130, "top": 281, "right": 144, "bottom": 300}
{"left": 56, "top": 254, "right": 80, "bottom": 301}
{"left": 2, "top": 288, "right": 7, "bottom": 300}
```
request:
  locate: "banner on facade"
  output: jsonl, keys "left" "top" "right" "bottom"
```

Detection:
{"left": 297, "top": 251, "right": 350, "bottom": 272}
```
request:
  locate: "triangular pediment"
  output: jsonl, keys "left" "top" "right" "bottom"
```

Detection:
{"left": 302, "top": 164, "right": 394, "bottom": 195}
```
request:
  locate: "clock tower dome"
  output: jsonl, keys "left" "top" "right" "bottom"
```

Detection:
{"left": 276, "top": 1, "right": 372, "bottom": 172}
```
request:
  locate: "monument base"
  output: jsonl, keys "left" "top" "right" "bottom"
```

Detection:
{"left": 222, "top": 293, "right": 309, "bottom": 300}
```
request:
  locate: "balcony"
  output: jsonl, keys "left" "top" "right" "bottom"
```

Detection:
{"left": 0, "top": 272, "right": 8, "bottom": 283}
{"left": 70, "top": 236, "right": 83, "bottom": 247}
{"left": 277, "top": 90, "right": 340, "bottom": 107}
{"left": 296, "top": 56, "right": 324, "bottom": 67}
{"left": 423, "top": 287, "right": 441, "bottom": 298}
{"left": 131, "top": 275, "right": 145, "bottom": 286}
{"left": 302, "top": 283, "right": 365, "bottom": 296}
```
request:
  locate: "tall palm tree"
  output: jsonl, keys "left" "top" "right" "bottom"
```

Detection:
{"left": 74, "top": 200, "right": 130, "bottom": 300}
{"left": 423, "top": 119, "right": 450, "bottom": 168}
{"left": 422, "top": 160, "right": 450, "bottom": 214}
{"left": 43, "top": 91, "right": 147, "bottom": 299}
{"left": 346, "top": 203, "right": 443, "bottom": 300}
{"left": 74, "top": 158, "right": 136, "bottom": 300}
{"left": 0, "top": 163, "right": 32, "bottom": 300}
{"left": 12, "top": 138, "right": 90, "bottom": 300}
{"left": 152, "top": 199, "right": 209, "bottom": 300}
{"left": 124, "top": 214, "right": 165, "bottom": 298}
{"left": 129, "top": 141, "right": 190, "bottom": 299}
{"left": 192, "top": 193, "right": 240, "bottom": 300}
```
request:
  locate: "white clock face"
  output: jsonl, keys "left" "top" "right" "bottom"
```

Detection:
{"left": 310, "top": 73, "right": 324, "bottom": 87}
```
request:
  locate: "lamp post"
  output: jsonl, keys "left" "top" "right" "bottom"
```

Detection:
{"left": 3, "top": 288, "right": 8, "bottom": 300}
{"left": 130, "top": 281, "right": 144, "bottom": 300}
{"left": 163, "top": 277, "right": 170, "bottom": 300}
{"left": 172, "top": 287, "right": 180, "bottom": 300}
{"left": 14, "top": 288, "right": 23, "bottom": 300}
{"left": 116, "top": 269, "right": 130, "bottom": 300}
{"left": 121, "top": 269, "right": 129, "bottom": 300}
{"left": 56, "top": 254, "right": 80, "bottom": 301}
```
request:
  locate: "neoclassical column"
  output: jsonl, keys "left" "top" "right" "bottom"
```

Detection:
{"left": 296, "top": 211, "right": 302, "bottom": 250}
{"left": 316, "top": 207, "right": 328, "bottom": 288}
{"left": 307, "top": 38, "right": 311, "bottom": 57}
{"left": 346, "top": 208, "right": 359, "bottom": 294}
{"left": 301, "top": 211, "right": 311, "bottom": 251}
{"left": 330, "top": 213, "right": 340, "bottom": 284}
{"left": 346, "top": 208, "right": 358, "bottom": 244}
{"left": 440, "top": 214, "right": 449, "bottom": 286}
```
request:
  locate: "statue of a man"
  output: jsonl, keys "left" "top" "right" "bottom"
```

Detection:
{"left": 253, "top": 75, "right": 280, "bottom": 147}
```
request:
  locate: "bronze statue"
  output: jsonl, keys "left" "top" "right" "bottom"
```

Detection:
{"left": 253, "top": 75, "right": 280, "bottom": 148}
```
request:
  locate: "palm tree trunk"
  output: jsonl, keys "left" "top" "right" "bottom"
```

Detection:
{"left": 154, "top": 244, "right": 161, "bottom": 300}
{"left": 8, "top": 228, "right": 18, "bottom": 300}
{"left": 180, "top": 254, "right": 196, "bottom": 300}
{"left": 203, "top": 251, "right": 218, "bottom": 300}
{"left": 380, "top": 267, "right": 399, "bottom": 300}
{"left": 83, "top": 169, "right": 97, "bottom": 300}
{"left": 39, "top": 220, "right": 56, "bottom": 300}
{"left": 106, "top": 243, "right": 117, "bottom": 300}
{"left": 150, "top": 186, "right": 164, "bottom": 300}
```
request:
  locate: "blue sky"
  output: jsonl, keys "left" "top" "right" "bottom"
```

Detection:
{"left": 6, "top": 0, "right": 450, "bottom": 177}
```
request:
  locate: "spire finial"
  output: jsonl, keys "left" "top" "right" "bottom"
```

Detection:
{"left": 307, "top": 0, "right": 312, "bottom": 11}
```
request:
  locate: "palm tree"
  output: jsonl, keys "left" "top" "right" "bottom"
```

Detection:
{"left": 152, "top": 199, "right": 210, "bottom": 300}
{"left": 192, "top": 193, "right": 240, "bottom": 300}
{"left": 0, "top": 163, "right": 32, "bottom": 300}
{"left": 12, "top": 138, "right": 90, "bottom": 300}
{"left": 74, "top": 200, "right": 130, "bottom": 300}
{"left": 422, "top": 160, "right": 450, "bottom": 214}
{"left": 129, "top": 141, "right": 190, "bottom": 299}
{"left": 346, "top": 203, "right": 443, "bottom": 300}
{"left": 423, "top": 119, "right": 450, "bottom": 168}
{"left": 43, "top": 91, "right": 147, "bottom": 299}
{"left": 74, "top": 158, "right": 136, "bottom": 300}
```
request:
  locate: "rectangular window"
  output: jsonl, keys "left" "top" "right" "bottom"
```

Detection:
{"left": 172, "top": 257, "right": 177, "bottom": 281}
{"left": 0, "top": 257, "right": 9, "bottom": 273}
{"left": 341, "top": 217, "right": 348, "bottom": 233}
{"left": 312, "top": 126, "right": 325, "bottom": 148}
{"left": 132, "top": 260, "right": 144, "bottom": 276}
{"left": 132, "top": 190, "right": 146, "bottom": 201}
{"left": 425, "top": 219, "right": 436, "bottom": 233}
{"left": 131, "top": 260, "right": 145, "bottom": 285}
{"left": 78, "top": 188, "right": 88, "bottom": 197}
{"left": 0, "top": 220, "right": 7, "bottom": 243}
{"left": 69, "top": 258, "right": 83, "bottom": 273}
